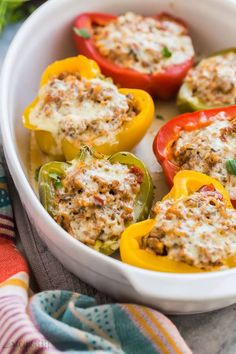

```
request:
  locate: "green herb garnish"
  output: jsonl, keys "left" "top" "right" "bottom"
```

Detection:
{"left": 0, "top": 0, "right": 44, "bottom": 34}
{"left": 162, "top": 46, "right": 172, "bottom": 58}
{"left": 156, "top": 114, "right": 165, "bottom": 120}
{"left": 73, "top": 27, "right": 91, "bottom": 39}
{"left": 34, "top": 166, "right": 41, "bottom": 182}
{"left": 226, "top": 160, "right": 236, "bottom": 175}
{"left": 54, "top": 181, "right": 63, "bottom": 189}
{"left": 49, "top": 173, "right": 63, "bottom": 189}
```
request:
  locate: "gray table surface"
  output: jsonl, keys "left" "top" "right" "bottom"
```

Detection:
{"left": 1, "top": 23, "right": 236, "bottom": 354}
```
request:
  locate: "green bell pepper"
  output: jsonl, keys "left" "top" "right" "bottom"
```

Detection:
{"left": 177, "top": 48, "right": 236, "bottom": 113}
{"left": 38, "top": 145, "right": 153, "bottom": 255}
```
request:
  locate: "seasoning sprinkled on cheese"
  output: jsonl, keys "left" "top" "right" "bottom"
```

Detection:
{"left": 53, "top": 157, "right": 142, "bottom": 252}
{"left": 143, "top": 186, "right": 236, "bottom": 270}
{"left": 172, "top": 113, "right": 236, "bottom": 199}
{"left": 29, "top": 72, "right": 136, "bottom": 155}
{"left": 93, "top": 12, "right": 194, "bottom": 74}
{"left": 184, "top": 52, "right": 236, "bottom": 106}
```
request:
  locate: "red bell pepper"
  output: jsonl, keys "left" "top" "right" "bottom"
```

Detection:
{"left": 73, "top": 12, "right": 194, "bottom": 99}
{"left": 153, "top": 105, "right": 236, "bottom": 207}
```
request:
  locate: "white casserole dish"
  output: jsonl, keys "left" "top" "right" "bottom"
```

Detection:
{"left": 1, "top": 0, "right": 236, "bottom": 314}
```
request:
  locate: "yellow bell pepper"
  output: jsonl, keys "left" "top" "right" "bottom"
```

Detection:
{"left": 23, "top": 55, "right": 154, "bottom": 161}
{"left": 120, "top": 170, "right": 235, "bottom": 273}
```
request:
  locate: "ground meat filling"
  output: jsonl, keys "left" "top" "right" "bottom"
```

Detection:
{"left": 29, "top": 72, "right": 137, "bottom": 155}
{"left": 172, "top": 112, "right": 236, "bottom": 199}
{"left": 184, "top": 52, "right": 236, "bottom": 106}
{"left": 93, "top": 12, "right": 194, "bottom": 74}
{"left": 142, "top": 186, "right": 236, "bottom": 270}
{"left": 53, "top": 158, "right": 142, "bottom": 250}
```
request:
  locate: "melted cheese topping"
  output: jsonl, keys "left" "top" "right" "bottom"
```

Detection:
{"left": 93, "top": 12, "right": 194, "bottom": 74}
{"left": 172, "top": 113, "right": 236, "bottom": 199}
{"left": 184, "top": 52, "right": 236, "bottom": 105}
{"left": 53, "top": 158, "right": 142, "bottom": 251}
{"left": 29, "top": 73, "right": 136, "bottom": 155}
{"left": 143, "top": 188, "right": 236, "bottom": 270}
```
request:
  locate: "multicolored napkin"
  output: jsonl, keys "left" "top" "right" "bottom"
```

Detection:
{"left": 0, "top": 160, "right": 192, "bottom": 354}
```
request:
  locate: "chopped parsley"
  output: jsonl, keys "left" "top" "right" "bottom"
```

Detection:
{"left": 49, "top": 173, "right": 63, "bottom": 189}
{"left": 226, "top": 160, "right": 236, "bottom": 175}
{"left": 162, "top": 46, "right": 172, "bottom": 58}
{"left": 73, "top": 27, "right": 91, "bottom": 39}
{"left": 156, "top": 113, "right": 165, "bottom": 120}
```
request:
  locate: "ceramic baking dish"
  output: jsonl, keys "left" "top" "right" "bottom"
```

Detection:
{"left": 1, "top": 0, "right": 236, "bottom": 314}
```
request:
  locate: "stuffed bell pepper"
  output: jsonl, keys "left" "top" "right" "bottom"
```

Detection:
{"left": 121, "top": 170, "right": 236, "bottom": 273}
{"left": 177, "top": 48, "right": 236, "bottom": 112}
{"left": 153, "top": 106, "right": 236, "bottom": 207}
{"left": 73, "top": 12, "right": 195, "bottom": 99}
{"left": 23, "top": 55, "right": 154, "bottom": 160}
{"left": 38, "top": 145, "right": 153, "bottom": 255}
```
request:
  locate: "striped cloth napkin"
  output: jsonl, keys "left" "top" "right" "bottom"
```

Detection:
{"left": 0, "top": 160, "right": 192, "bottom": 354}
